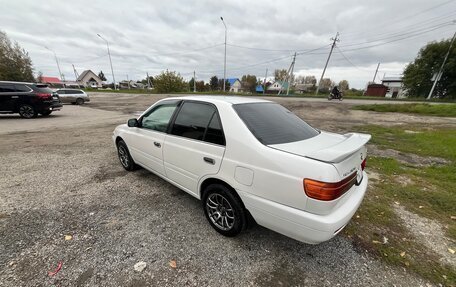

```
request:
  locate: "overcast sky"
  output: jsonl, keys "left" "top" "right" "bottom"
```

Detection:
{"left": 1, "top": 0, "right": 455, "bottom": 88}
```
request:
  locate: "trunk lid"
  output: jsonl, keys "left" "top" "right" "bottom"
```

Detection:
{"left": 269, "top": 131, "right": 371, "bottom": 181}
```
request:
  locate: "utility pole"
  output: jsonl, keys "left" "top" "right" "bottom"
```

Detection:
{"left": 127, "top": 74, "right": 130, "bottom": 89}
{"left": 263, "top": 68, "right": 268, "bottom": 95}
{"left": 220, "top": 17, "right": 227, "bottom": 92}
{"left": 372, "top": 62, "right": 380, "bottom": 83}
{"left": 97, "top": 34, "right": 117, "bottom": 90}
{"left": 427, "top": 31, "right": 456, "bottom": 100}
{"left": 278, "top": 52, "right": 296, "bottom": 96}
{"left": 286, "top": 52, "right": 297, "bottom": 96}
{"left": 194, "top": 71, "right": 197, "bottom": 92}
{"left": 315, "top": 32, "right": 339, "bottom": 95}
{"left": 45, "top": 46, "right": 65, "bottom": 87}
{"left": 72, "top": 64, "right": 80, "bottom": 88}
{"left": 146, "top": 72, "right": 152, "bottom": 90}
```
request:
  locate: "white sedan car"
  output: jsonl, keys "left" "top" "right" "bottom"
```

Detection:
{"left": 112, "top": 96, "right": 370, "bottom": 244}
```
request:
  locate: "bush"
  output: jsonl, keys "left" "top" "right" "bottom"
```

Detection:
{"left": 153, "top": 70, "right": 187, "bottom": 93}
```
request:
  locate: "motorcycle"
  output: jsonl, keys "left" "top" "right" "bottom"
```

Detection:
{"left": 328, "top": 91, "right": 343, "bottom": 101}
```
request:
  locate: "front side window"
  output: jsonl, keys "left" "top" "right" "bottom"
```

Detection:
{"left": 233, "top": 102, "right": 319, "bottom": 145}
{"left": 140, "top": 100, "right": 180, "bottom": 132}
{"left": 171, "top": 102, "right": 225, "bottom": 145}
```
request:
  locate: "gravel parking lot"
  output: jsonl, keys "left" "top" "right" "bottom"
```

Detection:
{"left": 1, "top": 93, "right": 452, "bottom": 286}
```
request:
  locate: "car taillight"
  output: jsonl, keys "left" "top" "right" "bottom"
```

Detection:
{"left": 303, "top": 172, "right": 357, "bottom": 201}
{"left": 361, "top": 158, "right": 367, "bottom": 171}
{"left": 36, "top": 93, "right": 52, "bottom": 99}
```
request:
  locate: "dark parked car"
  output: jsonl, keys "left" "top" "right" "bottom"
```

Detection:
{"left": 0, "top": 81, "right": 62, "bottom": 118}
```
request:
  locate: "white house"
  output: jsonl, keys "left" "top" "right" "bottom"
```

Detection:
{"left": 77, "top": 70, "right": 103, "bottom": 88}
{"left": 382, "top": 76, "right": 406, "bottom": 98}
{"left": 267, "top": 81, "right": 289, "bottom": 92}
{"left": 227, "top": 78, "right": 243, "bottom": 93}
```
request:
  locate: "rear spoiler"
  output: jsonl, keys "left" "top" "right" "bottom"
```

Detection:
{"left": 305, "top": 133, "right": 371, "bottom": 163}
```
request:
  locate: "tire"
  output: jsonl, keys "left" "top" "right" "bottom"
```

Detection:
{"left": 41, "top": 110, "right": 52, "bottom": 116}
{"left": 19, "top": 104, "right": 37, "bottom": 119}
{"left": 116, "top": 140, "right": 137, "bottom": 171}
{"left": 76, "top": 98, "right": 84, "bottom": 105}
{"left": 202, "top": 184, "right": 247, "bottom": 237}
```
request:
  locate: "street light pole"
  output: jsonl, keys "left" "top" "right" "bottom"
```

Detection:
{"left": 97, "top": 34, "right": 117, "bottom": 90}
{"left": 44, "top": 46, "right": 65, "bottom": 87}
{"left": 220, "top": 17, "right": 227, "bottom": 92}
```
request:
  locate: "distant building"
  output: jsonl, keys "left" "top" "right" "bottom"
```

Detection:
{"left": 294, "top": 83, "right": 314, "bottom": 93}
{"left": 382, "top": 76, "right": 405, "bottom": 98}
{"left": 267, "top": 80, "right": 289, "bottom": 92}
{"left": 255, "top": 85, "right": 264, "bottom": 93}
{"left": 77, "top": 70, "right": 103, "bottom": 88}
{"left": 227, "top": 78, "right": 243, "bottom": 93}
{"left": 40, "top": 76, "right": 64, "bottom": 88}
{"left": 365, "top": 83, "right": 388, "bottom": 97}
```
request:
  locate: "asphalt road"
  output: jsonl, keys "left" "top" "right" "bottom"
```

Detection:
{"left": 0, "top": 97, "right": 439, "bottom": 286}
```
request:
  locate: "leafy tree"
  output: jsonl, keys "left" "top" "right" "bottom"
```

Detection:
{"left": 195, "top": 81, "right": 208, "bottom": 92}
{"left": 153, "top": 70, "right": 187, "bottom": 93}
{"left": 98, "top": 71, "right": 107, "bottom": 81}
{"left": 0, "top": 30, "right": 34, "bottom": 82}
{"left": 210, "top": 76, "right": 219, "bottom": 90}
{"left": 189, "top": 77, "right": 195, "bottom": 91}
{"left": 274, "top": 68, "right": 294, "bottom": 84}
{"left": 338, "top": 80, "right": 349, "bottom": 91}
{"left": 241, "top": 74, "right": 257, "bottom": 93}
{"left": 219, "top": 79, "right": 230, "bottom": 91}
{"left": 274, "top": 69, "right": 288, "bottom": 81}
{"left": 36, "top": 71, "right": 43, "bottom": 83}
{"left": 304, "top": 75, "right": 317, "bottom": 86}
{"left": 319, "top": 78, "right": 335, "bottom": 92}
{"left": 403, "top": 37, "right": 456, "bottom": 98}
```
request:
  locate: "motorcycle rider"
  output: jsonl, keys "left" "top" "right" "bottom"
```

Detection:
{"left": 331, "top": 85, "right": 341, "bottom": 99}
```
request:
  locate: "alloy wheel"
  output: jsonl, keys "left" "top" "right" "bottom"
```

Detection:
{"left": 206, "top": 193, "right": 235, "bottom": 231}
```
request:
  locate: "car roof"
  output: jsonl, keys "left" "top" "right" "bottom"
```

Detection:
{"left": 0, "top": 81, "right": 36, "bottom": 85}
{"left": 166, "top": 95, "right": 271, "bottom": 106}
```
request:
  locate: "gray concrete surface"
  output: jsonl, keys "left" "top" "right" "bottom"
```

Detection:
{"left": 0, "top": 95, "right": 446, "bottom": 286}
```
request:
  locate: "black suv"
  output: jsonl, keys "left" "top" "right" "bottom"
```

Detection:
{"left": 0, "top": 81, "right": 63, "bottom": 118}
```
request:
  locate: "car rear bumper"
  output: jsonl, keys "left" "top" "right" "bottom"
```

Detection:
{"left": 238, "top": 171, "right": 368, "bottom": 244}
{"left": 37, "top": 102, "right": 63, "bottom": 112}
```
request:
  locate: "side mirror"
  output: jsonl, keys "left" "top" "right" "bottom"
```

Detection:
{"left": 127, "top": 118, "right": 139, "bottom": 127}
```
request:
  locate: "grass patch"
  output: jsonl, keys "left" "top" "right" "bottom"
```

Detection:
{"left": 360, "top": 125, "right": 456, "bottom": 161}
{"left": 345, "top": 125, "right": 456, "bottom": 285}
{"left": 352, "top": 103, "right": 456, "bottom": 117}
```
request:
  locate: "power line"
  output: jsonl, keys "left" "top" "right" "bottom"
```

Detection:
{"left": 340, "top": 21, "right": 455, "bottom": 48}
{"left": 339, "top": 23, "right": 454, "bottom": 52}
{"left": 341, "top": 0, "right": 456, "bottom": 37}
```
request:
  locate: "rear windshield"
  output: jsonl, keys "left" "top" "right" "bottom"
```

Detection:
{"left": 30, "top": 84, "right": 54, "bottom": 93}
{"left": 233, "top": 102, "right": 319, "bottom": 145}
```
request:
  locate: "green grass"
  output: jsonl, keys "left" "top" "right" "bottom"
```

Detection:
{"left": 352, "top": 103, "right": 456, "bottom": 117}
{"left": 345, "top": 125, "right": 456, "bottom": 285}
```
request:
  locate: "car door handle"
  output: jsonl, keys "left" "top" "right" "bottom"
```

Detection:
{"left": 11, "top": 96, "right": 19, "bottom": 98}
{"left": 203, "top": 157, "right": 215, "bottom": 165}
{"left": 154, "top": 142, "right": 161, "bottom": 148}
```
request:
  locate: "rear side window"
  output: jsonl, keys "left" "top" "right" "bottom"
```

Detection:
{"left": 32, "top": 84, "right": 54, "bottom": 93}
{"left": 171, "top": 102, "right": 225, "bottom": 145}
{"left": 233, "top": 102, "right": 319, "bottom": 145}
{"left": 14, "top": 84, "right": 31, "bottom": 92}
{"left": 0, "top": 84, "right": 16, "bottom": 93}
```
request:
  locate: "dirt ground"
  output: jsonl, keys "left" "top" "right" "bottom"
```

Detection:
{"left": 1, "top": 93, "right": 454, "bottom": 286}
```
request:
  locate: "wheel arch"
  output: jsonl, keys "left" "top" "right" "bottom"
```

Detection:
{"left": 199, "top": 177, "right": 245, "bottom": 208}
